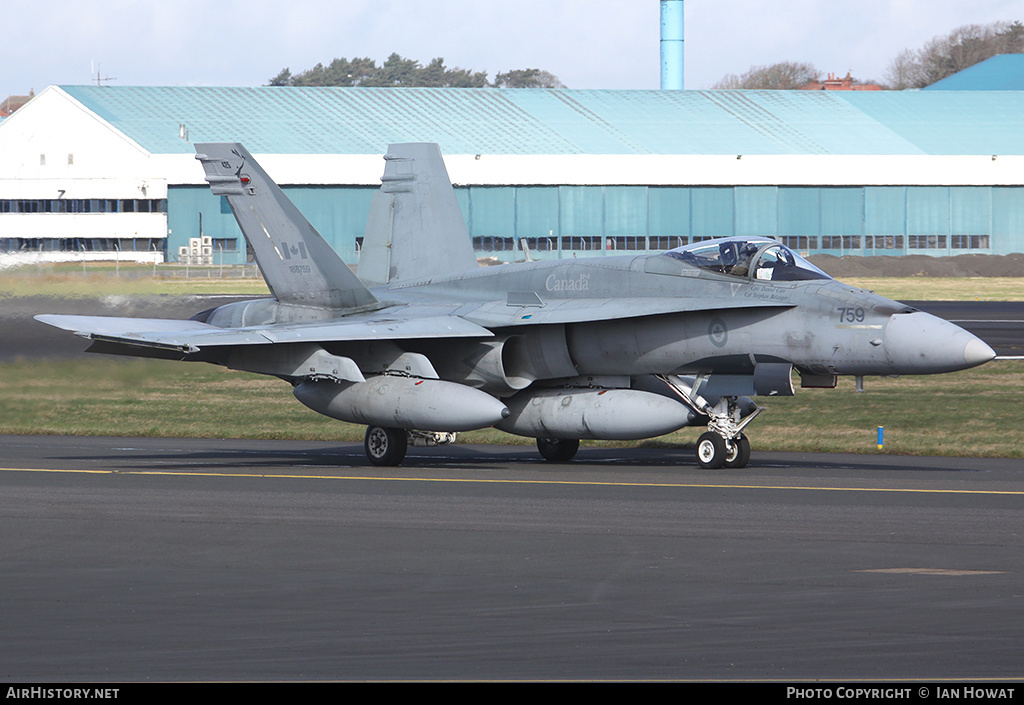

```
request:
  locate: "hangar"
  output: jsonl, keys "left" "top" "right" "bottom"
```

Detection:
{"left": 1, "top": 84, "right": 1023, "bottom": 265}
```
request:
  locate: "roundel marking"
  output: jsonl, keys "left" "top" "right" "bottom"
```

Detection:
{"left": 708, "top": 318, "right": 728, "bottom": 348}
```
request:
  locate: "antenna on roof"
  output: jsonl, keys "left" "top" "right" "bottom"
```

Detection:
{"left": 91, "top": 61, "right": 117, "bottom": 87}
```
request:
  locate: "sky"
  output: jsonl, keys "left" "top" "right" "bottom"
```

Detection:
{"left": 3, "top": 0, "right": 1022, "bottom": 100}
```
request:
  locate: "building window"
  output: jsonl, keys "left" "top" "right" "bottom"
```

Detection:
{"left": 0, "top": 198, "right": 167, "bottom": 213}
{"left": 908, "top": 235, "right": 947, "bottom": 249}
{"left": 951, "top": 235, "right": 989, "bottom": 249}
{"left": 521, "top": 236, "right": 556, "bottom": 252}
{"left": 606, "top": 236, "right": 647, "bottom": 251}
{"left": 472, "top": 236, "right": 515, "bottom": 252}
{"left": 0, "top": 237, "right": 165, "bottom": 253}
{"left": 561, "top": 236, "right": 603, "bottom": 251}
{"left": 211, "top": 238, "right": 238, "bottom": 252}
{"left": 821, "top": 236, "right": 861, "bottom": 250}
{"left": 865, "top": 235, "right": 904, "bottom": 250}
{"left": 649, "top": 236, "right": 687, "bottom": 251}
{"left": 778, "top": 236, "right": 817, "bottom": 251}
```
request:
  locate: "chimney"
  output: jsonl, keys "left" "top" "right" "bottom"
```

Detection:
{"left": 660, "top": 0, "right": 684, "bottom": 90}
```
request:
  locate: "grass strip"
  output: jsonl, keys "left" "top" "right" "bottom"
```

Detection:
{"left": 2, "top": 357, "right": 1020, "bottom": 458}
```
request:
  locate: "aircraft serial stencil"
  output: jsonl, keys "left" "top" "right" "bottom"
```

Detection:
{"left": 37, "top": 143, "right": 995, "bottom": 468}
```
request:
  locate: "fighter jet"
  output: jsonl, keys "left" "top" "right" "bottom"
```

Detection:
{"left": 37, "top": 143, "right": 996, "bottom": 469}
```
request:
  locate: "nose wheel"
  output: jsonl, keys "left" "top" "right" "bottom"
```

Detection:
{"left": 696, "top": 432, "right": 750, "bottom": 469}
{"left": 724, "top": 433, "right": 750, "bottom": 468}
{"left": 696, "top": 432, "right": 726, "bottom": 468}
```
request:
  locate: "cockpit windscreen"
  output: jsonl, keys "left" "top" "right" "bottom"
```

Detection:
{"left": 664, "top": 238, "right": 831, "bottom": 281}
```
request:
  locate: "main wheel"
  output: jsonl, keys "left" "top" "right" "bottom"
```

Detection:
{"left": 696, "top": 431, "right": 727, "bottom": 470}
{"left": 364, "top": 426, "right": 408, "bottom": 467}
{"left": 724, "top": 433, "right": 751, "bottom": 469}
{"left": 537, "top": 437, "right": 580, "bottom": 462}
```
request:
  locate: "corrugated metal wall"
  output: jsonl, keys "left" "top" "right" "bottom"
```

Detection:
{"left": 168, "top": 184, "right": 1024, "bottom": 264}
{"left": 167, "top": 186, "right": 375, "bottom": 264}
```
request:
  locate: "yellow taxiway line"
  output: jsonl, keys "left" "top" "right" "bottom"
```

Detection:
{"left": 3, "top": 466, "right": 1024, "bottom": 496}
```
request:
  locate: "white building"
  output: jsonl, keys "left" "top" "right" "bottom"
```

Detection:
{"left": 2, "top": 83, "right": 1023, "bottom": 266}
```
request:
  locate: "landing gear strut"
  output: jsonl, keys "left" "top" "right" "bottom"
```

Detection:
{"left": 703, "top": 396, "right": 758, "bottom": 469}
{"left": 656, "top": 374, "right": 760, "bottom": 470}
{"left": 364, "top": 426, "right": 408, "bottom": 466}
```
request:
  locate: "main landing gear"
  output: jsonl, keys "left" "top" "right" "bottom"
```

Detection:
{"left": 536, "top": 437, "right": 580, "bottom": 463}
{"left": 364, "top": 426, "right": 408, "bottom": 466}
{"left": 363, "top": 427, "right": 459, "bottom": 466}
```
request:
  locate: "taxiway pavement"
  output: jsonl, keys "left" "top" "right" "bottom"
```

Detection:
{"left": 2, "top": 434, "right": 1021, "bottom": 681}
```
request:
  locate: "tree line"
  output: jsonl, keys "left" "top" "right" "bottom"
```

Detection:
{"left": 268, "top": 54, "right": 565, "bottom": 88}
{"left": 884, "top": 20, "right": 1023, "bottom": 89}
{"left": 712, "top": 20, "right": 1023, "bottom": 90}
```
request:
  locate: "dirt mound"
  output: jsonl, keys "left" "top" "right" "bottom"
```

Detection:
{"left": 808, "top": 253, "right": 1024, "bottom": 278}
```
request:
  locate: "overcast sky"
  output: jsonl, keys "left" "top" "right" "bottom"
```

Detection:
{"left": 3, "top": 0, "right": 1022, "bottom": 100}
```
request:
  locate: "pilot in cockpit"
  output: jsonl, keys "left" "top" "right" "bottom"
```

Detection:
{"left": 720, "top": 241, "right": 760, "bottom": 277}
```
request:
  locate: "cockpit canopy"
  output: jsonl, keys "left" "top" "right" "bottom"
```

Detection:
{"left": 664, "top": 237, "right": 831, "bottom": 282}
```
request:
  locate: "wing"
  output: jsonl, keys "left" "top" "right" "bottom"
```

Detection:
{"left": 36, "top": 311, "right": 493, "bottom": 354}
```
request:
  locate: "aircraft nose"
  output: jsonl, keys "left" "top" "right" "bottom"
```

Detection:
{"left": 884, "top": 311, "right": 995, "bottom": 374}
{"left": 964, "top": 337, "right": 997, "bottom": 367}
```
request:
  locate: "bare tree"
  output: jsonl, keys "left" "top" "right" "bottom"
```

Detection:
{"left": 883, "top": 48, "right": 928, "bottom": 90}
{"left": 883, "top": 20, "right": 1024, "bottom": 89}
{"left": 711, "top": 61, "right": 819, "bottom": 90}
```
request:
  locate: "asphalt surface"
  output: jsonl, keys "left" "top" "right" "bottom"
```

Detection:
{"left": 2, "top": 434, "right": 1022, "bottom": 682}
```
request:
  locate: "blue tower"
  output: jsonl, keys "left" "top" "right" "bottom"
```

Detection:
{"left": 660, "top": 0, "right": 684, "bottom": 90}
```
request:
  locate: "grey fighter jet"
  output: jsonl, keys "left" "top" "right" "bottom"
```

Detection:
{"left": 37, "top": 143, "right": 996, "bottom": 469}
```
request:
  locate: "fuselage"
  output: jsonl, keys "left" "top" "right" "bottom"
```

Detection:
{"left": 200, "top": 238, "right": 994, "bottom": 390}
{"left": 364, "top": 239, "right": 993, "bottom": 381}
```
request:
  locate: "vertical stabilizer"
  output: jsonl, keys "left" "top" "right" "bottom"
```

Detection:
{"left": 358, "top": 143, "right": 478, "bottom": 286}
{"left": 195, "top": 143, "right": 377, "bottom": 310}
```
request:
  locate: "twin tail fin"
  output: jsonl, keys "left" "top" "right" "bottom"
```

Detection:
{"left": 194, "top": 143, "right": 377, "bottom": 310}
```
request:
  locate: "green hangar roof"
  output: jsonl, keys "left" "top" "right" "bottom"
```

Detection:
{"left": 58, "top": 86, "right": 1024, "bottom": 157}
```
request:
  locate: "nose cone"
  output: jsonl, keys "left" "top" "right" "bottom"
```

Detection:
{"left": 884, "top": 311, "right": 995, "bottom": 374}
{"left": 964, "top": 337, "right": 998, "bottom": 367}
